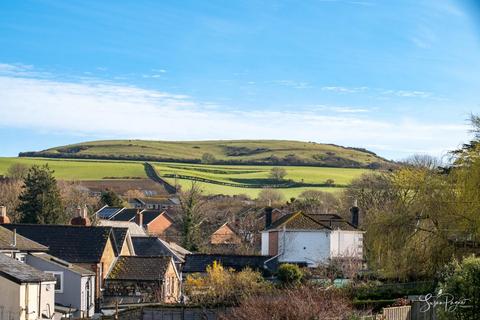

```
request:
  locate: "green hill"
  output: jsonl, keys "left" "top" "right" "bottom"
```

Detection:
{"left": 20, "top": 140, "right": 389, "bottom": 168}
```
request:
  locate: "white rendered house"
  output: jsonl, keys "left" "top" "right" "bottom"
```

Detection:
{"left": 261, "top": 210, "right": 364, "bottom": 267}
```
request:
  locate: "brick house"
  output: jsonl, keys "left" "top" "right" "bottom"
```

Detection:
{"left": 210, "top": 223, "right": 242, "bottom": 245}
{"left": 96, "top": 206, "right": 178, "bottom": 240}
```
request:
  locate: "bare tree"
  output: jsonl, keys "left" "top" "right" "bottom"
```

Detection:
{"left": 58, "top": 181, "right": 101, "bottom": 221}
{"left": 403, "top": 154, "right": 442, "bottom": 170}
{"left": 258, "top": 188, "right": 284, "bottom": 206}
{"left": 269, "top": 167, "right": 287, "bottom": 181}
{"left": 6, "top": 163, "right": 29, "bottom": 180}
{"left": 124, "top": 189, "right": 144, "bottom": 202}
{"left": 0, "top": 179, "right": 23, "bottom": 222}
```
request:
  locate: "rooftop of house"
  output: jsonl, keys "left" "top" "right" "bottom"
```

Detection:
{"left": 131, "top": 198, "right": 179, "bottom": 206}
{"left": 265, "top": 212, "right": 358, "bottom": 231}
{"left": 109, "top": 208, "right": 137, "bottom": 222}
{"left": 100, "top": 206, "right": 170, "bottom": 226}
{"left": 167, "top": 242, "right": 191, "bottom": 260}
{"left": 98, "top": 220, "right": 147, "bottom": 236}
{"left": 142, "top": 210, "right": 171, "bottom": 225}
{"left": 107, "top": 256, "right": 173, "bottom": 281}
{"left": 132, "top": 236, "right": 182, "bottom": 262}
{"left": 182, "top": 253, "right": 273, "bottom": 274}
{"left": 96, "top": 206, "right": 123, "bottom": 219}
{"left": 28, "top": 252, "right": 95, "bottom": 276}
{"left": 0, "top": 226, "right": 48, "bottom": 252}
{"left": 2, "top": 224, "right": 127, "bottom": 263}
{"left": 0, "top": 254, "right": 56, "bottom": 284}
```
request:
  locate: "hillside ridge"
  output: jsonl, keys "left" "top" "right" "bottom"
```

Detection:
{"left": 19, "top": 139, "right": 390, "bottom": 169}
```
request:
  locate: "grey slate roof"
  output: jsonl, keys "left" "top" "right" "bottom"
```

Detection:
{"left": 2, "top": 224, "right": 119, "bottom": 263}
{"left": 0, "top": 254, "right": 55, "bottom": 284}
{"left": 142, "top": 210, "right": 169, "bottom": 225}
{"left": 110, "top": 208, "right": 137, "bottom": 222}
{"left": 107, "top": 256, "right": 172, "bottom": 281}
{"left": 132, "top": 236, "right": 182, "bottom": 262}
{"left": 0, "top": 226, "right": 48, "bottom": 252}
{"left": 29, "top": 252, "right": 95, "bottom": 276}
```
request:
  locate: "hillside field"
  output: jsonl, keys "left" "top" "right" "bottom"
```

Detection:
{"left": 0, "top": 157, "right": 368, "bottom": 198}
{"left": 153, "top": 163, "right": 367, "bottom": 197}
{"left": 21, "top": 139, "right": 388, "bottom": 168}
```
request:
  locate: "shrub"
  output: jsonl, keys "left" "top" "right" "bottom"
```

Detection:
{"left": 220, "top": 286, "right": 362, "bottom": 320}
{"left": 184, "top": 261, "right": 270, "bottom": 306}
{"left": 437, "top": 255, "right": 480, "bottom": 319}
{"left": 277, "top": 263, "right": 304, "bottom": 285}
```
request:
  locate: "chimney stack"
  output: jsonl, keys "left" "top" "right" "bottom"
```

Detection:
{"left": 135, "top": 209, "right": 143, "bottom": 227}
{"left": 265, "top": 207, "right": 273, "bottom": 229}
{"left": 70, "top": 205, "right": 91, "bottom": 226}
{"left": 0, "top": 206, "right": 11, "bottom": 224}
{"left": 350, "top": 201, "right": 359, "bottom": 228}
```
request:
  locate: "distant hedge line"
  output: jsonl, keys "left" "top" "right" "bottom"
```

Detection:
{"left": 19, "top": 152, "right": 384, "bottom": 169}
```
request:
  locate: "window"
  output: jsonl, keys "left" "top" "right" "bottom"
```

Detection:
{"left": 46, "top": 271, "right": 64, "bottom": 293}
{"left": 14, "top": 253, "right": 26, "bottom": 263}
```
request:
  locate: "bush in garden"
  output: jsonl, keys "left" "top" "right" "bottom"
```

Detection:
{"left": 184, "top": 261, "right": 270, "bottom": 306}
{"left": 437, "top": 255, "right": 480, "bottom": 320}
{"left": 220, "top": 285, "right": 363, "bottom": 320}
{"left": 277, "top": 263, "right": 304, "bottom": 285}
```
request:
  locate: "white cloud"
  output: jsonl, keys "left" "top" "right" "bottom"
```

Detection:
{"left": 273, "top": 80, "right": 312, "bottom": 89}
{"left": 0, "top": 65, "right": 470, "bottom": 159}
{"left": 321, "top": 86, "right": 368, "bottom": 93}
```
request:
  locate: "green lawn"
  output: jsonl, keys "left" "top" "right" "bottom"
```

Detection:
{"left": 0, "top": 157, "right": 146, "bottom": 180}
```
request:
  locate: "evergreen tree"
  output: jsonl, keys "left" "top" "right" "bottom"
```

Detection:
{"left": 17, "top": 165, "right": 67, "bottom": 224}
{"left": 100, "top": 189, "right": 124, "bottom": 207}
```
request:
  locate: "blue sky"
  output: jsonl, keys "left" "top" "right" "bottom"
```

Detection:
{"left": 0, "top": 0, "right": 479, "bottom": 159}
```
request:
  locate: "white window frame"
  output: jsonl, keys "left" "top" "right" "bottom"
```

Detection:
{"left": 46, "top": 271, "right": 64, "bottom": 293}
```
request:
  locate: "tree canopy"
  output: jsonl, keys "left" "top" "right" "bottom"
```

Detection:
{"left": 17, "top": 165, "right": 67, "bottom": 224}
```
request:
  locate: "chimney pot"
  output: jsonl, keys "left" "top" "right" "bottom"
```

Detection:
{"left": 71, "top": 205, "right": 91, "bottom": 226}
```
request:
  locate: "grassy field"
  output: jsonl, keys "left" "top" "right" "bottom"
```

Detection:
{"left": 23, "top": 139, "right": 388, "bottom": 168}
{"left": 0, "top": 157, "right": 367, "bottom": 198}
{"left": 153, "top": 163, "right": 367, "bottom": 198}
{"left": 0, "top": 157, "right": 146, "bottom": 180}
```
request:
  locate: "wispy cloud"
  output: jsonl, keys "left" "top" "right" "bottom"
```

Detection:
{"left": 273, "top": 80, "right": 312, "bottom": 89}
{"left": 381, "top": 89, "right": 432, "bottom": 98}
{"left": 0, "top": 64, "right": 469, "bottom": 159}
{"left": 322, "top": 85, "right": 435, "bottom": 99}
{"left": 321, "top": 86, "right": 368, "bottom": 93}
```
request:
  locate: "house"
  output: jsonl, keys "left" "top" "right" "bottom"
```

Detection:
{"left": 96, "top": 206, "right": 178, "bottom": 239}
{"left": 260, "top": 207, "right": 364, "bottom": 267}
{"left": 2, "top": 223, "right": 133, "bottom": 305}
{"left": 0, "top": 225, "right": 48, "bottom": 261}
{"left": 129, "top": 197, "right": 180, "bottom": 210}
{"left": 104, "top": 256, "right": 181, "bottom": 304}
{"left": 210, "top": 223, "right": 242, "bottom": 245}
{"left": 0, "top": 254, "right": 56, "bottom": 320}
{"left": 182, "top": 253, "right": 275, "bottom": 278}
{"left": 26, "top": 252, "right": 96, "bottom": 318}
